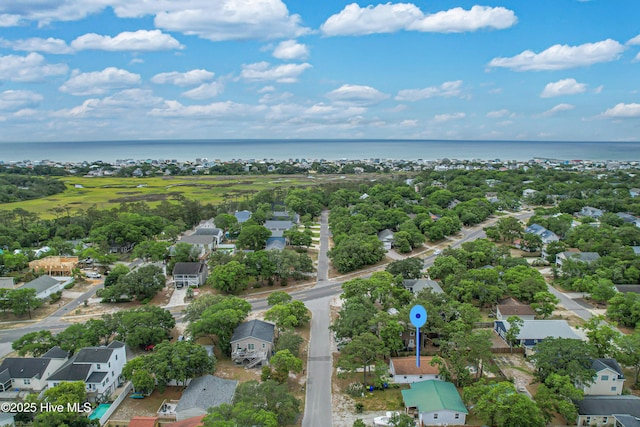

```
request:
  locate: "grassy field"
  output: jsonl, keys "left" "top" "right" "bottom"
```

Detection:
{"left": 0, "top": 174, "right": 321, "bottom": 217}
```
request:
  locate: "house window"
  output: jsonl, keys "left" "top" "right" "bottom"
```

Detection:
{"left": 433, "top": 414, "right": 438, "bottom": 420}
{"left": 603, "top": 417, "right": 608, "bottom": 424}
{"left": 262, "top": 343, "right": 265, "bottom": 348}
{"left": 108, "top": 362, "right": 111, "bottom": 368}
{"left": 601, "top": 375, "right": 609, "bottom": 381}
{"left": 409, "top": 339, "right": 414, "bottom": 347}
{"left": 236, "top": 344, "right": 241, "bottom": 350}
{"left": 248, "top": 343, "right": 255, "bottom": 350}
{"left": 410, "top": 331, "right": 415, "bottom": 336}
{"left": 97, "top": 364, "right": 101, "bottom": 369}
{"left": 112, "top": 371, "right": 114, "bottom": 377}
{"left": 455, "top": 414, "right": 460, "bottom": 419}
{"left": 24, "top": 379, "right": 31, "bottom": 385}
{"left": 611, "top": 386, "right": 617, "bottom": 392}
{"left": 115, "top": 355, "right": 118, "bottom": 360}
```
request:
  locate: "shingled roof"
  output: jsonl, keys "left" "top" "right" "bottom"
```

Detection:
{"left": 230, "top": 320, "right": 275, "bottom": 344}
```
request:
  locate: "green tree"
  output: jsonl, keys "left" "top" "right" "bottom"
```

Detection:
{"left": 9, "top": 288, "right": 42, "bottom": 319}
{"left": 265, "top": 300, "right": 310, "bottom": 330}
{"left": 34, "top": 381, "right": 94, "bottom": 427}
{"left": 227, "top": 380, "right": 300, "bottom": 426}
{"left": 582, "top": 315, "right": 621, "bottom": 358}
{"left": 385, "top": 257, "right": 423, "bottom": 280}
{"left": 464, "top": 381, "right": 545, "bottom": 427}
{"left": 12, "top": 330, "right": 57, "bottom": 356}
{"left": 530, "top": 291, "right": 560, "bottom": 319}
{"left": 520, "top": 232, "right": 543, "bottom": 252}
{"left": 209, "top": 260, "right": 248, "bottom": 294}
{"left": 338, "top": 332, "right": 389, "bottom": 386}
{"left": 496, "top": 216, "right": 523, "bottom": 243}
{"left": 104, "top": 305, "right": 175, "bottom": 348}
{"left": 530, "top": 337, "right": 597, "bottom": 385}
{"left": 236, "top": 225, "right": 271, "bottom": 251}
{"left": 615, "top": 330, "right": 640, "bottom": 385}
{"left": 267, "top": 291, "right": 292, "bottom": 306}
{"left": 215, "top": 213, "right": 239, "bottom": 232}
{"left": 328, "top": 233, "right": 385, "bottom": 273}
{"left": 505, "top": 316, "right": 523, "bottom": 353}
{"left": 103, "top": 263, "right": 130, "bottom": 287}
{"left": 187, "top": 296, "right": 251, "bottom": 354}
{"left": 132, "top": 240, "right": 169, "bottom": 261}
{"left": 270, "top": 349, "right": 303, "bottom": 383}
{"left": 167, "top": 242, "right": 201, "bottom": 273}
{"left": 275, "top": 330, "right": 304, "bottom": 357}
{"left": 150, "top": 340, "right": 216, "bottom": 387}
{"left": 535, "top": 373, "right": 583, "bottom": 423}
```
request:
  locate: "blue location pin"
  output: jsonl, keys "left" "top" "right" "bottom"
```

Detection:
{"left": 410, "top": 305, "right": 427, "bottom": 367}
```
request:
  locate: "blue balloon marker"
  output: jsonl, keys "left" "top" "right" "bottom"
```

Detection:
{"left": 410, "top": 305, "right": 427, "bottom": 367}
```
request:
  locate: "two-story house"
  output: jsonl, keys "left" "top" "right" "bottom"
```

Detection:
{"left": 0, "top": 347, "right": 68, "bottom": 392}
{"left": 583, "top": 358, "right": 625, "bottom": 396}
{"left": 47, "top": 341, "right": 126, "bottom": 401}
{"left": 172, "top": 262, "right": 208, "bottom": 288}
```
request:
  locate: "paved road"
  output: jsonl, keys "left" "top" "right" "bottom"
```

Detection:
{"left": 546, "top": 284, "right": 594, "bottom": 321}
{"left": 302, "top": 209, "right": 333, "bottom": 427}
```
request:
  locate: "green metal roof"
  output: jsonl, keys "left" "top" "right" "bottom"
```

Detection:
{"left": 401, "top": 380, "right": 468, "bottom": 414}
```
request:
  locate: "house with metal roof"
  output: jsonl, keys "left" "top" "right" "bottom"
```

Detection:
{"left": 402, "top": 279, "right": 443, "bottom": 295}
{"left": 47, "top": 341, "right": 126, "bottom": 401}
{"left": 21, "top": 275, "right": 70, "bottom": 299}
{"left": 234, "top": 210, "right": 252, "bottom": 223}
{"left": 556, "top": 250, "right": 601, "bottom": 267}
{"left": 524, "top": 223, "right": 560, "bottom": 245}
{"left": 577, "top": 395, "right": 640, "bottom": 427}
{"left": 230, "top": 320, "right": 275, "bottom": 368}
{"left": 378, "top": 229, "right": 394, "bottom": 251}
{"left": 401, "top": 380, "right": 467, "bottom": 426}
{"left": 174, "top": 375, "right": 237, "bottom": 421}
{"left": 494, "top": 319, "right": 580, "bottom": 349}
{"left": 0, "top": 348, "right": 68, "bottom": 392}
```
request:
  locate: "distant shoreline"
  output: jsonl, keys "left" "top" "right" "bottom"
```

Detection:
{"left": 3, "top": 139, "right": 639, "bottom": 163}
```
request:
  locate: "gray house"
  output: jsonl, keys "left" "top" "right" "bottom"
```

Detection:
{"left": 378, "top": 229, "right": 394, "bottom": 251}
{"left": 172, "top": 262, "right": 208, "bottom": 288}
{"left": 230, "top": 320, "right": 275, "bottom": 368}
{"left": 402, "top": 279, "right": 443, "bottom": 294}
{"left": 21, "top": 276, "right": 68, "bottom": 299}
{"left": 577, "top": 395, "right": 640, "bottom": 427}
{"left": 175, "top": 375, "right": 238, "bottom": 421}
{"left": 0, "top": 347, "right": 68, "bottom": 392}
{"left": 556, "top": 250, "right": 601, "bottom": 267}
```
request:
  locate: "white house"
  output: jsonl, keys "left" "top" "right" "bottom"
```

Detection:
{"left": 378, "top": 229, "right": 394, "bottom": 251}
{"left": 389, "top": 357, "right": 441, "bottom": 384}
{"left": 0, "top": 347, "right": 68, "bottom": 392}
{"left": 401, "top": 380, "right": 467, "bottom": 426}
{"left": 583, "top": 358, "right": 625, "bottom": 396}
{"left": 21, "top": 275, "right": 70, "bottom": 299}
{"left": 47, "top": 341, "right": 126, "bottom": 401}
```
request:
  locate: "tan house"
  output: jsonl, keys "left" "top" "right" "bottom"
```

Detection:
{"left": 496, "top": 298, "right": 537, "bottom": 321}
{"left": 28, "top": 256, "right": 78, "bottom": 276}
{"left": 230, "top": 320, "right": 275, "bottom": 368}
{"left": 389, "top": 356, "right": 442, "bottom": 384}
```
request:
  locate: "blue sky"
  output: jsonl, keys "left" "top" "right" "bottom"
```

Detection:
{"left": 0, "top": 0, "right": 639, "bottom": 142}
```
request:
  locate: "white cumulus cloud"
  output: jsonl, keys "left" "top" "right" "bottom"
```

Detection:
{"left": 71, "top": 30, "right": 183, "bottom": 51}
{"left": 434, "top": 112, "right": 465, "bottom": 122}
{"left": 326, "top": 84, "right": 389, "bottom": 105}
{"left": 60, "top": 67, "right": 141, "bottom": 96}
{"left": 240, "top": 62, "right": 311, "bottom": 83}
{"left": 0, "top": 90, "right": 43, "bottom": 111}
{"left": 182, "top": 82, "right": 223, "bottom": 100}
{"left": 602, "top": 103, "right": 640, "bottom": 118}
{"left": 540, "top": 78, "right": 587, "bottom": 98}
{"left": 486, "top": 109, "right": 512, "bottom": 118}
{"left": 0, "top": 14, "right": 21, "bottom": 27}
{"left": 0, "top": 53, "right": 68, "bottom": 82}
{"left": 321, "top": 3, "right": 516, "bottom": 36}
{"left": 488, "top": 39, "right": 625, "bottom": 71}
{"left": 2, "top": 37, "right": 73, "bottom": 54}
{"left": 272, "top": 40, "right": 309, "bottom": 60}
{"left": 150, "top": 100, "right": 266, "bottom": 118}
{"left": 395, "top": 80, "right": 463, "bottom": 101}
{"left": 151, "top": 69, "right": 215, "bottom": 86}
{"left": 627, "top": 34, "right": 640, "bottom": 45}
{"left": 541, "top": 103, "right": 575, "bottom": 116}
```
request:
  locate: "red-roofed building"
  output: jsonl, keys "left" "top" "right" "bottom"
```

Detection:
{"left": 128, "top": 416, "right": 158, "bottom": 427}
{"left": 166, "top": 415, "right": 206, "bottom": 427}
{"left": 389, "top": 356, "right": 442, "bottom": 384}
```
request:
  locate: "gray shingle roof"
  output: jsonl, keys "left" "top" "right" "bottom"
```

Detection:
{"left": 592, "top": 358, "right": 624, "bottom": 378}
{"left": 231, "top": 320, "right": 275, "bottom": 344}
{"left": 173, "top": 262, "right": 205, "bottom": 276}
{"left": 175, "top": 375, "right": 237, "bottom": 415}
{"left": 264, "top": 220, "right": 294, "bottom": 231}
{"left": 193, "top": 228, "right": 222, "bottom": 236}
{"left": 0, "top": 358, "right": 53, "bottom": 379}
{"left": 86, "top": 371, "right": 108, "bottom": 384}
{"left": 615, "top": 285, "right": 640, "bottom": 294}
{"left": 501, "top": 320, "right": 579, "bottom": 340}
{"left": 178, "top": 235, "right": 214, "bottom": 245}
{"left": 403, "top": 279, "right": 443, "bottom": 294}
{"left": 578, "top": 396, "right": 640, "bottom": 417}
{"left": 74, "top": 347, "right": 113, "bottom": 364}
{"left": 378, "top": 229, "right": 394, "bottom": 240}
{"left": 47, "top": 361, "right": 91, "bottom": 381}
{"left": 22, "top": 276, "right": 60, "bottom": 294}
{"left": 614, "top": 414, "right": 640, "bottom": 427}
{"left": 41, "top": 346, "right": 69, "bottom": 359}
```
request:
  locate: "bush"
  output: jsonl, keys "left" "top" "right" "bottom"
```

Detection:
{"left": 346, "top": 382, "right": 365, "bottom": 397}
{"left": 64, "top": 282, "right": 75, "bottom": 289}
{"left": 354, "top": 402, "right": 364, "bottom": 413}
{"left": 49, "top": 291, "right": 62, "bottom": 303}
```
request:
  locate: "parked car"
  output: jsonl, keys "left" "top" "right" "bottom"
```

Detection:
{"left": 86, "top": 271, "right": 101, "bottom": 278}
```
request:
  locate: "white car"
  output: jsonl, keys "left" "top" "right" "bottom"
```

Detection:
{"left": 86, "top": 272, "right": 101, "bottom": 278}
{"left": 434, "top": 249, "right": 442, "bottom": 256}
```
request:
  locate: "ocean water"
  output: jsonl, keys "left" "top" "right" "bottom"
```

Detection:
{"left": 2, "top": 139, "right": 640, "bottom": 163}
